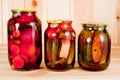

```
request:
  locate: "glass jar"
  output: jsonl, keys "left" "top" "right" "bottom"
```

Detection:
{"left": 78, "top": 24, "right": 111, "bottom": 71}
{"left": 44, "top": 20, "right": 76, "bottom": 70}
{"left": 7, "top": 9, "right": 42, "bottom": 70}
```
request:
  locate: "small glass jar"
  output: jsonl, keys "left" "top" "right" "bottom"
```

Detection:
{"left": 78, "top": 24, "right": 111, "bottom": 71}
{"left": 7, "top": 9, "right": 42, "bottom": 70}
{"left": 44, "top": 20, "right": 76, "bottom": 70}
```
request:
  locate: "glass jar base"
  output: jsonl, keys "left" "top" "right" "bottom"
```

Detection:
{"left": 79, "top": 66, "right": 108, "bottom": 71}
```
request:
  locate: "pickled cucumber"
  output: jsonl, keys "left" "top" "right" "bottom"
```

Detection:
{"left": 51, "top": 38, "right": 59, "bottom": 61}
{"left": 46, "top": 39, "right": 52, "bottom": 61}
{"left": 67, "top": 40, "right": 75, "bottom": 64}
{"left": 59, "top": 39, "right": 70, "bottom": 58}
{"left": 84, "top": 30, "right": 94, "bottom": 62}
{"left": 99, "top": 33, "right": 108, "bottom": 64}
{"left": 92, "top": 34, "right": 102, "bottom": 63}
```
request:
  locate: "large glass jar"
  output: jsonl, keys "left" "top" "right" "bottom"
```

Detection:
{"left": 78, "top": 24, "right": 111, "bottom": 71}
{"left": 44, "top": 20, "right": 76, "bottom": 70}
{"left": 7, "top": 9, "right": 42, "bottom": 70}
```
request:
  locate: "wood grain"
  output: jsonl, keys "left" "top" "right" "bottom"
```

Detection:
{"left": 117, "top": 0, "right": 120, "bottom": 44}
{"left": 0, "top": 0, "right": 2, "bottom": 44}
{"left": 24, "top": 0, "right": 42, "bottom": 22}
{"left": 74, "top": 0, "right": 93, "bottom": 36}
{"left": 0, "top": 45, "right": 120, "bottom": 80}
{"left": 0, "top": 0, "right": 120, "bottom": 45}
{"left": 93, "top": 0, "right": 117, "bottom": 44}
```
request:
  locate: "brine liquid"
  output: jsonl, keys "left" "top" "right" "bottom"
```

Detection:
{"left": 8, "top": 12, "right": 42, "bottom": 70}
{"left": 78, "top": 27, "right": 111, "bottom": 71}
{"left": 44, "top": 26, "right": 75, "bottom": 70}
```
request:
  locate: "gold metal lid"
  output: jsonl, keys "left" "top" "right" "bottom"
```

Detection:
{"left": 47, "top": 20, "right": 62, "bottom": 24}
{"left": 11, "top": 9, "right": 36, "bottom": 12}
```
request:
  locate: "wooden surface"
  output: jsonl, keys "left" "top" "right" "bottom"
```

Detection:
{"left": 0, "top": 45, "right": 120, "bottom": 80}
{"left": 0, "top": 0, "right": 119, "bottom": 45}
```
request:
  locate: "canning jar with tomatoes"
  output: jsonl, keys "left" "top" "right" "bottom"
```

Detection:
{"left": 78, "top": 24, "right": 111, "bottom": 71}
{"left": 44, "top": 20, "right": 76, "bottom": 70}
{"left": 7, "top": 9, "right": 42, "bottom": 70}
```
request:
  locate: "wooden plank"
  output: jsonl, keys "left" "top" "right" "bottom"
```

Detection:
{"left": 1, "top": 0, "right": 10, "bottom": 44}
{"left": 1, "top": 0, "right": 24, "bottom": 44}
{"left": 93, "top": 0, "right": 117, "bottom": 44}
{"left": 74, "top": 0, "right": 93, "bottom": 54}
{"left": 42, "top": 0, "right": 48, "bottom": 31}
{"left": 0, "top": 56, "right": 120, "bottom": 79}
{"left": 8, "top": 0, "right": 25, "bottom": 17}
{"left": 0, "top": 0, "right": 119, "bottom": 46}
{"left": 42, "top": 0, "right": 74, "bottom": 58}
{"left": 24, "top": 0, "right": 42, "bottom": 22}
{"left": 42, "top": 0, "right": 48, "bottom": 54}
{"left": 0, "top": 0, "right": 2, "bottom": 44}
{"left": 117, "top": 0, "right": 120, "bottom": 44}
{"left": 74, "top": 0, "right": 93, "bottom": 37}
{"left": 25, "top": 0, "right": 36, "bottom": 9}
{"left": 25, "top": 0, "right": 43, "bottom": 57}
{"left": 47, "top": 0, "right": 72, "bottom": 20}
{"left": 9, "top": 0, "right": 24, "bottom": 9}
{"left": 0, "top": 45, "right": 120, "bottom": 79}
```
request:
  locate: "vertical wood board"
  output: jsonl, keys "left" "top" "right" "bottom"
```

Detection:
{"left": 117, "top": 0, "right": 120, "bottom": 44}
{"left": 93, "top": 0, "right": 117, "bottom": 44}
{"left": 47, "top": 0, "right": 72, "bottom": 20}
{"left": 0, "top": 0, "right": 2, "bottom": 44}
{"left": 74, "top": 0, "right": 93, "bottom": 36}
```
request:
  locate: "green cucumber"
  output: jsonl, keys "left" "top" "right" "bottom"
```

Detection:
{"left": 51, "top": 38, "right": 59, "bottom": 61}
{"left": 100, "top": 33, "right": 108, "bottom": 64}
{"left": 86, "top": 43, "right": 92, "bottom": 62}
{"left": 46, "top": 39, "right": 52, "bottom": 61}
{"left": 84, "top": 31, "right": 94, "bottom": 62}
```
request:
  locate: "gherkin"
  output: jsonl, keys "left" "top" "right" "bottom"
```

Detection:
{"left": 78, "top": 24, "right": 111, "bottom": 71}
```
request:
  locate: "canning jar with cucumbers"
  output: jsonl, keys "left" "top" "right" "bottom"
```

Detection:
{"left": 7, "top": 9, "right": 42, "bottom": 70}
{"left": 78, "top": 24, "right": 111, "bottom": 71}
{"left": 44, "top": 20, "right": 76, "bottom": 70}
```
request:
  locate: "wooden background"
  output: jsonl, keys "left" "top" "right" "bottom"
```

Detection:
{"left": 0, "top": 0, "right": 119, "bottom": 45}
{"left": 0, "top": 1, "right": 120, "bottom": 79}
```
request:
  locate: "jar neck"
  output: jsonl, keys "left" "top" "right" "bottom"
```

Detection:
{"left": 48, "top": 23, "right": 60, "bottom": 28}
{"left": 61, "top": 21, "right": 72, "bottom": 29}
{"left": 47, "top": 20, "right": 62, "bottom": 28}
{"left": 82, "top": 24, "right": 107, "bottom": 31}
{"left": 82, "top": 24, "right": 95, "bottom": 30}
{"left": 13, "top": 12, "right": 36, "bottom": 17}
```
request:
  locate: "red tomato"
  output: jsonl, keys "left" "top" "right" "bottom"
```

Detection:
{"left": 20, "top": 54, "right": 29, "bottom": 63}
{"left": 10, "top": 44, "right": 20, "bottom": 54}
{"left": 12, "top": 56, "right": 24, "bottom": 69}
{"left": 28, "top": 44, "right": 36, "bottom": 57}
{"left": 29, "top": 55, "right": 38, "bottom": 63}
{"left": 20, "top": 44, "right": 36, "bottom": 57}
{"left": 37, "top": 47, "right": 41, "bottom": 56}
{"left": 20, "top": 28, "right": 33, "bottom": 44}
{"left": 47, "top": 29, "right": 58, "bottom": 39}
{"left": 13, "top": 30, "right": 21, "bottom": 37}
{"left": 18, "top": 13, "right": 35, "bottom": 23}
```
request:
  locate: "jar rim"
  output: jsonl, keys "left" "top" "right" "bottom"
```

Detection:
{"left": 82, "top": 23, "right": 97, "bottom": 27}
{"left": 62, "top": 20, "right": 72, "bottom": 23}
{"left": 11, "top": 9, "right": 36, "bottom": 12}
{"left": 82, "top": 23, "right": 108, "bottom": 28}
